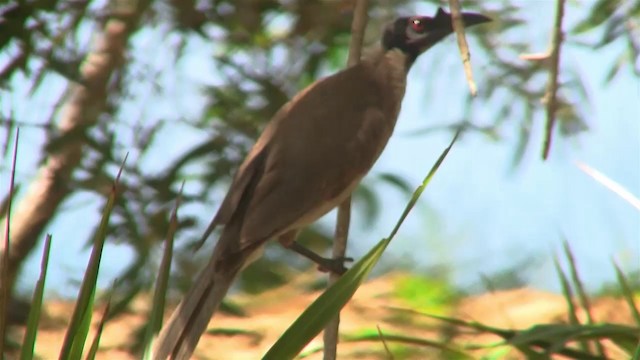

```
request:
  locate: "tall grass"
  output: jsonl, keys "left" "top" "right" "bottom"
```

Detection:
{"left": 4, "top": 140, "right": 639, "bottom": 360}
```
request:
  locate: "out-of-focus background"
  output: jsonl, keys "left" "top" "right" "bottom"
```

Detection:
{"left": 0, "top": 0, "right": 638, "bottom": 320}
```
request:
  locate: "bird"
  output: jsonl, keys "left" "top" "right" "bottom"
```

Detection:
{"left": 154, "top": 7, "right": 490, "bottom": 360}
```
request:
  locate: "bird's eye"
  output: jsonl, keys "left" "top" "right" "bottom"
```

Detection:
{"left": 410, "top": 18, "right": 425, "bottom": 32}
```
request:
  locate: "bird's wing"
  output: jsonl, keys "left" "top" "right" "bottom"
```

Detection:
{"left": 236, "top": 62, "right": 395, "bottom": 248}
{"left": 197, "top": 120, "right": 278, "bottom": 245}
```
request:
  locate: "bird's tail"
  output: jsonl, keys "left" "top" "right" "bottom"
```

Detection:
{"left": 152, "top": 236, "right": 249, "bottom": 360}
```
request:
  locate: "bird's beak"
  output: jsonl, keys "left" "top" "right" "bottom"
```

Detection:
{"left": 456, "top": 11, "right": 493, "bottom": 29}
{"left": 414, "top": 7, "right": 491, "bottom": 53}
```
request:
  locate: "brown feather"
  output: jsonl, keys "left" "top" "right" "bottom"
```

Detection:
{"left": 154, "top": 48, "right": 410, "bottom": 359}
{"left": 238, "top": 48, "right": 408, "bottom": 249}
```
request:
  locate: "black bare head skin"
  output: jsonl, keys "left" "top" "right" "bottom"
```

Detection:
{"left": 382, "top": 8, "right": 491, "bottom": 67}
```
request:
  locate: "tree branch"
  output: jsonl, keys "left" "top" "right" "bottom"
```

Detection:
{"left": 0, "top": 0, "right": 151, "bottom": 298}
{"left": 542, "top": 0, "right": 566, "bottom": 159}
{"left": 323, "top": 1, "right": 369, "bottom": 359}
{"left": 449, "top": 0, "right": 479, "bottom": 96}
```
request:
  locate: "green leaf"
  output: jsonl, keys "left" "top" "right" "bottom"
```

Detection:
{"left": 604, "top": 51, "right": 630, "bottom": 84}
{"left": 562, "top": 239, "right": 605, "bottom": 355}
{"left": 393, "top": 275, "right": 456, "bottom": 314}
{"left": 376, "top": 172, "right": 414, "bottom": 196}
{"left": 352, "top": 184, "right": 380, "bottom": 226}
{"left": 262, "top": 132, "right": 460, "bottom": 360}
{"left": 85, "top": 290, "right": 113, "bottom": 360}
{"left": 342, "top": 330, "right": 473, "bottom": 359}
{"left": 553, "top": 256, "right": 580, "bottom": 325}
{"left": 59, "top": 156, "right": 127, "bottom": 359}
{"left": 509, "top": 323, "right": 639, "bottom": 354}
{"left": 572, "top": 0, "right": 618, "bottom": 34}
{"left": 20, "top": 234, "right": 52, "bottom": 360}
{"left": 142, "top": 183, "right": 184, "bottom": 359}
{"left": 69, "top": 289, "right": 96, "bottom": 359}
{"left": 0, "top": 128, "right": 20, "bottom": 356}
{"left": 612, "top": 260, "right": 640, "bottom": 326}
{"left": 262, "top": 236, "right": 391, "bottom": 360}
{"left": 422, "top": 311, "right": 638, "bottom": 359}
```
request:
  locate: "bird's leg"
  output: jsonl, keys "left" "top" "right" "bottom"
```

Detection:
{"left": 287, "top": 241, "right": 353, "bottom": 275}
{"left": 278, "top": 231, "right": 353, "bottom": 275}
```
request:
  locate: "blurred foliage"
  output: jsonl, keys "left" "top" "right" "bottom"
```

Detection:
{"left": 599, "top": 268, "right": 640, "bottom": 297}
{"left": 393, "top": 274, "right": 458, "bottom": 314}
{"left": 572, "top": 0, "right": 640, "bottom": 82}
{"left": 0, "top": 0, "right": 638, "bottom": 318}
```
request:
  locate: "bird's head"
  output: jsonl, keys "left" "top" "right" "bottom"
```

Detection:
{"left": 382, "top": 8, "right": 491, "bottom": 64}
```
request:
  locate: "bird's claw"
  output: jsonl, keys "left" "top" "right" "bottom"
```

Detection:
{"left": 317, "top": 256, "right": 354, "bottom": 275}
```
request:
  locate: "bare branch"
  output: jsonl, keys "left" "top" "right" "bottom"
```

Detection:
{"left": 542, "top": 0, "right": 567, "bottom": 159}
{"left": 323, "top": 0, "right": 369, "bottom": 359}
{"left": 449, "top": 0, "right": 478, "bottom": 96}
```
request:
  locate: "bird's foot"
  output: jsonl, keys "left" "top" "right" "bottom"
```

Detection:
{"left": 316, "top": 256, "right": 354, "bottom": 275}
{"left": 281, "top": 240, "right": 354, "bottom": 275}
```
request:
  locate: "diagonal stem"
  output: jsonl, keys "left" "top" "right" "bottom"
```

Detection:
{"left": 542, "top": 0, "right": 566, "bottom": 159}
{"left": 449, "top": 0, "right": 479, "bottom": 96}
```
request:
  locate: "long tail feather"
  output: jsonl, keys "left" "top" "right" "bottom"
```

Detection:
{"left": 155, "top": 147, "right": 267, "bottom": 359}
{"left": 153, "top": 244, "right": 246, "bottom": 359}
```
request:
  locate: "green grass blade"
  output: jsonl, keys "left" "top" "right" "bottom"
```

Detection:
{"left": 262, "top": 132, "right": 460, "bottom": 360}
{"left": 386, "top": 130, "right": 461, "bottom": 241}
{"left": 473, "top": 322, "right": 639, "bottom": 358}
{"left": 407, "top": 310, "right": 513, "bottom": 338}
{"left": 343, "top": 330, "right": 473, "bottom": 359}
{"left": 562, "top": 240, "right": 604, "bottom": 355}
{"left": 85, "top": 290, "right": 113, "bottom": 360}
{"left": 69, "top": 285, "right": 96, "bottom": 359}
{"left": 553, "top": 254, "right": 592, "bottom": 352}
{"left": 142, "top": 183, "right": 184, "bottom": 359}
{"left": 512, "top": 323, "right": 639, "bottom": 356}
{"left": 20, "top": 234, "right": 52, "bottom": 360}
{"left": 59, "top": 156, "right": 127, "bottom": 359}
{"left": 612, "top": 259, "right": 640, "bottom": 325}
{"left": 393, "top": 306, "right": 639, "bottom": 358}
{"left": 263, "top": 237, "right": 390, "bottom": 360}
{"left": 0, "top": 128, "right": 20, "bottom": 356}
{"left": 553, "top": 256, "right": 580, "bottom": 325}
{"left": 375, "top": 325, "right": 394, "bottom": 359}
{"left": 562, "top": 241, "right": 593, "bottom": 322}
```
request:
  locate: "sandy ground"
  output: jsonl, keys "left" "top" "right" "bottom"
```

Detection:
{"left": 9, "top": 272, "right": 639, "bottom": 359}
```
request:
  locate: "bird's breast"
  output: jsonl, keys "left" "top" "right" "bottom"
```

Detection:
{"left": 379, "top": 49, "right": 409, "bottom": 116}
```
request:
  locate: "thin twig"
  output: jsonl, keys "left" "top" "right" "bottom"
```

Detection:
{"left": 542, "top": 0, "right": 566, "bottom": 159}
{"left": 449, "top": 0, "right": 478, "bottom": 96}
{"left": 376, "top": 324, "right": 394, "bottom": 359}
{"left": 344, "top": 2, "right": 369, "bottom": 68}
{"left": 323, "top": 1, "right": 369, "bottom": 359}
{"left": 576, "top": 161, "right": 640, "bottom": 210}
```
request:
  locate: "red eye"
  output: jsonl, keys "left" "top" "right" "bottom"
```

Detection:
{"left": 410, "top": 18, "right": 425, "bottom": 32}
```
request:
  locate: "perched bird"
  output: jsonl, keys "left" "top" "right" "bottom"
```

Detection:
{"left": 154, "top": 7, "right": 489, "bottom": 359}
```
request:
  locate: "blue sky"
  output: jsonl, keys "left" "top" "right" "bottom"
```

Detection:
{"left": 6, "top": 1, "right": 639, "bottom": 297}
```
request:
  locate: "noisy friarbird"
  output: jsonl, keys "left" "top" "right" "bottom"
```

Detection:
{"left": 154, "top": 7, "right": 490, "bottom": 359}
